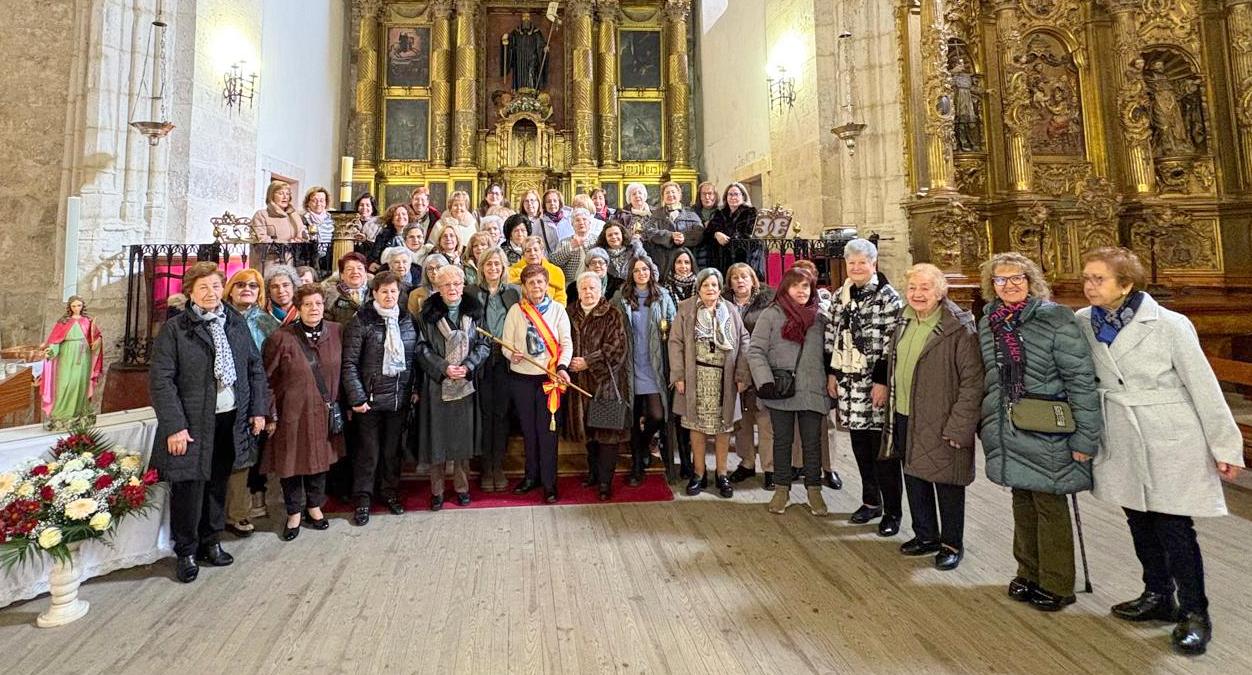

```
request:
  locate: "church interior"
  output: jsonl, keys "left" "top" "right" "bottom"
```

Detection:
{"left": 2, "top": 0, "right": 1252, "bottom": 672}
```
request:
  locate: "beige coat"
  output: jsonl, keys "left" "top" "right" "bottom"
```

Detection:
{"left": 668, "top": 296, "right": 752, "bottom": 428}
{"left": 252, "top": 203, "right": 309, "bottom": 243}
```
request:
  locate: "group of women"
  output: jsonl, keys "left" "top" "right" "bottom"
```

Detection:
{"left": 150, "top": 179, "right": 1244, "bottom": 657}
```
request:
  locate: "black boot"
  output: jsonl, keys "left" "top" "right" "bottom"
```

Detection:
{"left": 175, "top": 555, "right": 199, "bottom": 583}
{"left": 823, "top": 470, "right": 843, "bottom": 490}
{"left": 761, "top": 471, "right": 776, "bottom": 491}
{"left": 1172, "top": 611, "right": 1212, "bottom": 656}
{"left": 728, "top": 465, "right": 756, "bottom": 483}
{"left": 716, "top": 474, "right": 734, "bottom": 499}
{"left": 1112, "top": 591, "right": 1179, "bottom": 622}
{"left": 686, "top": 474, "right": 705, "bottom": 496}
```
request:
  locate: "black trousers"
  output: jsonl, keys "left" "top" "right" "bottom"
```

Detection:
{"left": 850, "top": 428, "right": 903, "bottom": 518}
{"left": 510, "top": 373, "right": 559, "bottom": 490}
{"left": 1124, "top": 508, "right": 1209, "bottom": 614}
{"left": 586, "top": 441, "right": 623, "bottom": 488}
{"left": 480, "top": 355, "right": 513, "bottom": 476}
{"left": 631, "top": 393, "right": 665, "bottom": 476}
{"left": 169, "top": 411, "right": 236, "bottom": 557}
{"left": 246, "top": 431, "right": 268, "bottom": 494}
{"left": 280, "top": 473, "right": 327, "bottom": 516}
{"left": 897, "top": 413, "right": 965, "bottom": 550}
{"left": 769, "top": 409, "right": 823, "bottom": 488}
{"left": 353, "top": 408, "right": 405, "bottom": 503}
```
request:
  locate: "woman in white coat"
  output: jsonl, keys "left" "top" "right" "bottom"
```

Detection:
{"left": 1076, "top": 247, "right": 1244, "bottom": 657}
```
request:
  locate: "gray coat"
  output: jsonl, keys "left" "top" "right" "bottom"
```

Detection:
{"left": 1076, "top": 293, "right": 1245, "bottom": 517}
{"left": 149, "top": 305, "right": 269, "bottom": 482}
{"left": 747, "top": 305, "right": 832, "bottom": 415}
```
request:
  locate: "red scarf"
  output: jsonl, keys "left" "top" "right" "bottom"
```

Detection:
{"left": 776, "top": 291, "right": 817, "bottom": 344}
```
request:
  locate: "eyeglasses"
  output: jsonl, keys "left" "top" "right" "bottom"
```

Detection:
{"left": 237, "top": 282, "right": 260, "bottom": 289}
{"left": 1081, "top": 275, "right": 1110, "bottom": 286}
{"left": 992, "top": 274, "right": 1028, "bottom": 287}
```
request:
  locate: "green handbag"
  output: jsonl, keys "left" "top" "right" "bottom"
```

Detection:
{"left": 1009, "top": 395, "right": 1076, "bottom": 435}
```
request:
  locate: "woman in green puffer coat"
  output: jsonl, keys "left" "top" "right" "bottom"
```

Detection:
{"left": 977, "top": 252, "right": 1102, "bottom": 613}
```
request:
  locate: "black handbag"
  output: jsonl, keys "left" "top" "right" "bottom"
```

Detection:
{"left": 295, "top": 332, "right": 345, "bottom": 436}
{"left": 587, "top": 365, "right": 631, "bottom": 430}
{"left": 757, "top": 339, "right": 804, "bottom": 400}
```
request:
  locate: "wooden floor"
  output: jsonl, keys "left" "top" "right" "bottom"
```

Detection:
{"left": 3, "top": 431, "right": 1251, "bottom": 675}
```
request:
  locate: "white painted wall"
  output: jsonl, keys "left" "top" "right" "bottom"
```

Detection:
{"left": 257, "top": 0, "right": 348, "bottom": 203}
{"left": 698, "top": 0, "right": 770, "bottom": 189}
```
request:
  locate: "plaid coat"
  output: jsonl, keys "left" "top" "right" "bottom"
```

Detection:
{"left": 824, "top": 272, "right": 903, "bottom": 430}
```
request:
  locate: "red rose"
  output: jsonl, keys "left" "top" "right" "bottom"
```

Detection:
{"left": 141, "top": 469, "right": 159, "bottom": 485}
{"left": 95, "top": 451, "right": 116, "bottom": 468}
{"left": 31, "top": 465, "right": 49, "bottom": 476}
{"left": 94, "top": 474, "right": 114, "bottom": 490}
{"left": 40, "top": 485, "right": 55, "bottom": 502}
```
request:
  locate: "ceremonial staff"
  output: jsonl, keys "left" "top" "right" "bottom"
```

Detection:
{"left": 474, "top": 327, "right": 592, "bottom": 398}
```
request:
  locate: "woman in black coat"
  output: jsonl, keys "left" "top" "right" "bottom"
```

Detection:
{"left": 414, "top": 265, "right": 491, "bottom": 510}
{"left": 706, "top": 182, "right": 760, "bottom": 276}
{"left": 470, "top": 247, "right": 522, "bottom": 491}
{"left": 341, "top": 271, "right": 419, "bottom": 526}
{"left": 149, "top": 262, "right": 268, "bottom": 584}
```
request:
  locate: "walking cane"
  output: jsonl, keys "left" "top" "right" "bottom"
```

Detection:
{"left": 1072, "top": 493, "right": 1093, "bottom": 593}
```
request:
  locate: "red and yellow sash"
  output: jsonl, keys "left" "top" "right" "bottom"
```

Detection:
{"left": 519, "top": 299, "right": 567, "bottom": 430}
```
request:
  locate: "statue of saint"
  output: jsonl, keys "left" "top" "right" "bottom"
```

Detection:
{"left": 951, "top": 58, "right": 983, "bottom": 152}
{"left": 501, "top": 13, "right": 548, "bottom": 90}
{"left": 1145, "top": 61, "right": 1193, "bottom": 156}
{"left": 39, "top": 295, "right": 103, "bottom": 428}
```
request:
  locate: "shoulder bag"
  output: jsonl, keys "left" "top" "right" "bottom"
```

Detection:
{"left": 587, "top": 362, "right": 632, "bottom": 430}
{"left": 757, "top": 339, "right": 804, "bottom": 401}
{"left": 295, "top": 332, "right": 346, "bottom": 436}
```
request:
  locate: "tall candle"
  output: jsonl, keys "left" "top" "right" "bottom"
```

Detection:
{"left": 63, "top": 196, "right": 81, "bottom": 301}
{"left": 338, "top": 155, "right": 354, "bottom": 206}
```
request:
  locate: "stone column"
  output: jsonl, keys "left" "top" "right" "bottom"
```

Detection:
{"left": 430, "top": 0, "right": 454, "bottom": 167}
{"left": 1227, "top": 0, "right": 1252, "bottom": 189}
{"left": 347, "top": 0, "right": 382, "bottom": 167}
{"left": 452, "top": 0, "right": 479, "bottom": 168}
{"left": 664, "top": 0, "right": 692, "bottom": 169}
{"left": 597, "top": 0, "right": 622, "bottom": 168}
{"left": 1108, "top": 0, "right": 1156, "bottom": 194}
{"left": 568, "top": 0, "right": 596, "bottom": 168}
{"left": 993, "top": 1, "right": 1033, "bottom": 192}
{"left": 920, "top": 0, "right": 955, "bottom": 192}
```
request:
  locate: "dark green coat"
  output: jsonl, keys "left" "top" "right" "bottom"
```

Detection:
{"left": 978, "top": 298, "right": 1102, "bottom": 495}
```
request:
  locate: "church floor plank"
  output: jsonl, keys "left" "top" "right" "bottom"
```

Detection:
{"left": 3, "top": 433, "right": 1251, "bottom": 675}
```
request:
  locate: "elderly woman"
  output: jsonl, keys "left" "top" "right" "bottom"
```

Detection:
{"left": 503, "top": 263, "right": 573, "bottom": 504}
{"left": 402, "top": 223, "right": 434, "bottom": 270}
{"left": 407, "top": 252, "right": 450, "bottom": 316}
{"left": 435, "top": 190, "right": 477, "bottom": 246}
{"left": 594, "top": 220, "right": 646, "bottom": 283}
{"left": 724, "top": 263, "right": 778, "bottom": 488}
{"left": 613, "top": 182, "right": 654, "bottom": 243}
{"left": 976, "top": 252, "right": 1102, "bottom": 611}
{"left": 221, "top": 269, "right": 280, "bottom": 537}
{"left": 261, "top": 284, "right": 343, "bottom": 541}
{"left": 302, "top": 186, "right": 334, "bottom": 247}
{"left": 550, "top": 207, "right": 596, "bottom": 281}
{"left": 616, "top": 255, "right": 677, "bottom": 485}
{"left": 647, "top": 181, "right": 704, "bottom": 277}
{"left": 824, "top": 239, "right": 905, "bottom": 534}
{"left": 749, "top": 267, "right": 832, "bottom": 515}
{"left": 324, "top": 252, "right": 372, "bottom": 325}
{"left": 380, "top": 246, "right": 415, "bottom": 308}
{"left": 508, "top": 235, "right": 568, "bottom": 305}
{"left": 414, "top": 265, "right": 491, "bottom": 510}
{"left": 342, "top": 271, "right": 418, "bottom": 525}
{"left": 566, "top": 247, "right": 622, "bottom": 304}
{"left": 503, "top": 214, "right": 530, "bottom": 265}
{"left": 370, "top": 204, "right": 413, "bottom": 270}
{"left": 265, "top": 265, "right": 300, "bottom": 329}
{"left": 692, "top": 181, "right": 720, "bottom": 226}
{"left": 464, "top": 231, "right": 494, "bottom": 287}
{"left": 590, "top": 187, "right": 616, "bottom": 222}
{"left": 253, "top": 181, "right": 308, "bottom": 243}
{"left": 569, "top": 271, "right": 632, "bottom": 501}
{"left": 1076, "top": 247, "right": 1244, "bottom": 655}
{"left": 430, "top": 221, "right": 465, "bottom": 266}
{"left": 670, "top": 268, "right": 751, "bottom": 498}
{"left": 480, "top": 214, "right": 505, "bottom": 248}
{"left": 471, "top": 247, "right": 522, "bottom": 491}
{"left": 520, "top": 189, "right": 560, "bottom": 252}
{"left": 706, "top": 182, "right": 758, "bottom": 274}
{"left": 149, "top": 262, "right": 268, "bottom": 583}
{"left": 880, "top": 263, "right": 983, "bottom": 571}
{"left": 570, "top": 193, "right": 606, "bottom": 242}
{"left": 296, "top": 266, "right": 317, "bottom": 286}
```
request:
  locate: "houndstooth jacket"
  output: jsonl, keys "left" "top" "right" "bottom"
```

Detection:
{"left": 824, "top": 272, "right": 903, "bottom": 430}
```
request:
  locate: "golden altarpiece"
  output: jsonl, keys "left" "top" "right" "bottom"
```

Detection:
{"left": 898, "top": 0, "right": 1252, "bottom": 349}
{"left": 344, "top": 0, "right": 698, "bottom": 213}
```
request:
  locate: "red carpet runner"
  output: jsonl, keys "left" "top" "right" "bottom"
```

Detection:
{"left": 321, "top": 473, "right": 674, "bottom": 513}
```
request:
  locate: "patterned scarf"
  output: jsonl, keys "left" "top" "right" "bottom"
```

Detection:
{"left": 695, "top": 300, "right": 734, "bottom": 351}
{"left": 438, "top": 309, "right": 475, "bottom": 402}
{"left": 1090, "top": 291, "right": 1143, "bottom": 346}
{"left": 374, "top": 303, "right": 407, "bottom": 376}
{"left": 776, "top": 288, "right": 817, "bottom": 344}
{"left": 988, "top": 300, "right": 1028, "bottom": 403}
{"left": 666, "top": 274, "right": 696, "bottom": 302}
{"left": 525, "top": 296, "right": 553, "bottom": 357}
{"left": 191, "top": 304, "right": 237, "bottom": 388}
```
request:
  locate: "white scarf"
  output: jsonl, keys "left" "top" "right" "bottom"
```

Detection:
{"left": 374, "top": 303, "right": 406, "bottom": 376}
{"left": 695, "top": 300, "right": 734, "bottom": 352}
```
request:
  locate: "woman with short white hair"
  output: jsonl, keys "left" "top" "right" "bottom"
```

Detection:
{"left": 612, "top": 182, "right": 653, "bottom": 243}
{"left": 550, "top": 207, "right": 597, "bottom": 281}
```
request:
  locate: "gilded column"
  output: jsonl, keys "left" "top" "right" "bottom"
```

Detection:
{"left": 430, "top": 0, "right": 454, "bottom": 168}
{"left": 920, "top": 0, "right": 955, "bottom": 192}
{"left": 1226, "top": 0, "right": 1252, "bottom": 189}
{"left": 1108, "top": 0, "right": 1156, "bottom": 194}
{"left": 993, "top": 1, "right": 1032, "bottom": 192}
{"left": 597, "top": 0, "right": 622, "bottom": 168}
{"left": 348, "top": 0, "right": 382, "bottom": 166}
{"left": 453, "top": 0, "right": 479, "bottom": 167}
{"left": 664, "top": 0, "right": 692, "bottom": 169}
{"left": 569, "top": 0, "right": 596, "bottom": 168}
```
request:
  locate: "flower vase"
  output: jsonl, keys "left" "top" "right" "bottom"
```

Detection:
{"left": 36, "top": 542, "right": 89, "bottom": 628}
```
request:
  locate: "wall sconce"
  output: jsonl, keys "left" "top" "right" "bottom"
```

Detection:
{"left": 831, "top": 30, "right": 867, "bottom": 154}
{"left": 767, "top": 65, "right": 796, "bottom": 113}
{"left": 223, "top": 61, "right": 257, "bottom": 111}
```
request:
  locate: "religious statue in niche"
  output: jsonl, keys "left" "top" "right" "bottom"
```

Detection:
{"left": 501, "top": 13, "right": 549, "bottom": 90}
{"left": 39, "top": 295, "right": 103, "bottom": 430}
{"left": 1144, "top": 59, "right": 1207, "bottom": 156}
{"left": 1023, "top": 34, "right": 1085, "bottom": 156}
{"left": 387, "top": 27, "right": 430, "bottom": 88}
{"left": 949, "top": 56, "right": 984, "bottom": 152}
